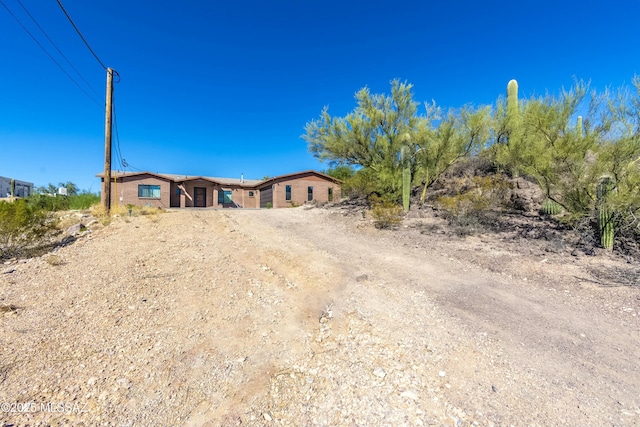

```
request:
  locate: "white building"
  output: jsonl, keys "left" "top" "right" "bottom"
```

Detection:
{"left": 0, "top": 176, "right": 34, "bottom": 198}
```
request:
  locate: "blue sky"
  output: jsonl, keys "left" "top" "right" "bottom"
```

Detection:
{"left": 1, "top": 0, "right": 639, "bottom": 192}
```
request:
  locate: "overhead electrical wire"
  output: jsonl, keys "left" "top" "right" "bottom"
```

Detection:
{"left": 0, "top": 0, "right": 103, "bottom": 107}
{"left": 15, "top": 0, "right": 101, "bottom": 99}
{"left": 53, "top": 1, "right": 133, "bottom": 174}
{"left": 112, "top": 89, "right": 125, "bottom": 171}
{"left": 55, "top": 0, "right": 107, "bottom": 71}
{"left": 4, "top": 0, "right": 135, "bottom": 174}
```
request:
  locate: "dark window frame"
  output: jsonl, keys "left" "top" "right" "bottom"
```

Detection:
{"left": 138, "top": 184, "right": 161, "bottom": 199}
{"left": 218, "top": 190, "right": 233, "bottom": 204}
{"left": 307, "top": 186, "right": 313, "bottom": 201}
{"left": 285, "top": 185, "right": 291, "bottom": 201}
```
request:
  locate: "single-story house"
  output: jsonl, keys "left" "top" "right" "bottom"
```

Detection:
{"left": 96, "top": 170, "right": 341, "bottom": 209}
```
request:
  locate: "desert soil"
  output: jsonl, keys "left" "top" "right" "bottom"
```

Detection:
{"left": 1, "top": 207, "right": 639, "bottom": 427}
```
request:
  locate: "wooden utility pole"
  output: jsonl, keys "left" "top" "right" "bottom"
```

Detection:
{"left": 102, "top": 67, "right": 114, "bottom": 212}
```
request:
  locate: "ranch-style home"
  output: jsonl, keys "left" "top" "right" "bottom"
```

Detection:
{"left": 96, "top": 170, "right": 341, "bottom": 209}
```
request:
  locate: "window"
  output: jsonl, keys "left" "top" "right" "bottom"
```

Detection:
{"left": 248, "top": 191, "right": 255, "bottom": 197}
{"left": 285, "top": 185, "right": 291, "bottom": 201}
{"left": 138, "top": 185, "right": 160, "bottom": 198}
{"left": 308, "top": 186, "right": 313, "bottom": 201}
{"left": 328, "top": 187, "right": 333, "bottom": 202}
{"left": 218, "top": 190, "right": 232, "bottom": 204}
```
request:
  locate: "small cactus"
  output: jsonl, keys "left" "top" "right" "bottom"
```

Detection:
{"left": 541, "top": 198, "right": 561, "bottom": 215}
{"left": 577, "top": 116, "right": 583, "bottom": 139}
{"left": 596, "top": 176, "right": 616, "bottom": 250}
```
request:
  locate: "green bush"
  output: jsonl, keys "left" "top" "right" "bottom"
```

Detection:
{"left": 435, "top": 175, "right": 511, "bottom": 235}
{"left": 26, "top": 193, "right": 99, "bottom": 212}
{"left": 370, "top": 197, "right": 402, "bottom": 229}
{"left": 69, "top": 193, "right": 100, "bottom": 210}
{"left": 0, "top": 200, "right": 55, "bottom": 258}
{"left": 27, "top": 193, "right": 69, "bottom": 211}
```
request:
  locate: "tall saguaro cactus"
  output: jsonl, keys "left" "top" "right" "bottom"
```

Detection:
{"left": 597, "top": 176, "right": 615, "bottom": 250}
{"left": 504, "top": 79, "right": 520, "bottom": 176}
{"left": 10, "top": 179, "right": 15, "bottom": 198}
{"left": 506, "top": 79, "right": 519, "bottom": 123}
{"left": 577, "top": 115, "right": 583, "bottom": 139}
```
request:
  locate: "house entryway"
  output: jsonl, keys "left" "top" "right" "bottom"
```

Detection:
{"left": 194, "top": 187, "right": 206, "bottom": 207}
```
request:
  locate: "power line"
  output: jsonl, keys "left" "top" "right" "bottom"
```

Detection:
{"left": 112, "top": 91, "right": 124, "bottom": 170}
{"left": 15, "top": 0, "right": 101, "bottom": 99}
{"left": 0, "top": 0, "right": 103, "bottom": 107}
{"left": 55, "top": 0, "right": 107, "bottom": 71}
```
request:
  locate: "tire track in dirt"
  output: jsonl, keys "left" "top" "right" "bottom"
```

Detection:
{"left": 180, "top": 210, "right": 353, "bottom": 425}
{"left": 2, "top": 208, "right": 638, "bottom": 426}
{"left": 232, "top": 208, "right": 640, "bottom": 426}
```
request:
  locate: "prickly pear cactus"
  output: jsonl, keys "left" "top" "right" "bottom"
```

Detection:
{"left": 542, "top": 198, "right": 561, "bottom": 215}
{"left": 596, "top": 176, "right": 616, "bottom": 250}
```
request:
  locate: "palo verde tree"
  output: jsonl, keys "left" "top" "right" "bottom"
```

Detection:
{"left": 492, "top": 80, "right": 605, "bottom": 213}
{"left": 413, "top": 103, "right": 491, "bottom": 204}
{"left": 594, "top": 76, "right": 640, "bottom": 248}
{"left": 304, "top": 80, "right": 490, "bottom": 208}
{"left": 304, "top": 80, "right": 421, "bottom": 203}
{"left": 491, "top": 77, "right": 640, "bottom": 249}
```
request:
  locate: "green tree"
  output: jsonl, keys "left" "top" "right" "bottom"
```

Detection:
{"left": 596, "top": 77, "right": 640, "bottom": 246}
{"left": 325, "top": 165, "right": 356, "bottom": 181}
{"left": 304, "top": 80, "right": 488, "bottom": 205}
{"left": 492, "top": 80, "right": 604, "bottom": 213}
{"left": 304, "top": 80, "right": 421, "bottom": 202}
{"left": 414, "top": 104, "right": 491, "bottom": 204}
{"left": 36, "top": 183, "right": 58, "bottom": 195}
{"left": 59, "top": 181, "right": 79, "bottom": 196}
{"left": 490, "top": 77, "right": 640, "bottom": 249}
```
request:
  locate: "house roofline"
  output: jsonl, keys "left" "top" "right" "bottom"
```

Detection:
{"left": 96, "top": 169, "right": 341, "bottom": 188}
{"left": 256, "top": 170, "right": 341, "bottom": 188}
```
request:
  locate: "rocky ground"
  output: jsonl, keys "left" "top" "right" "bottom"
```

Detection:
{"left": 0, "top": 206, "right": 639, "bottom": 426}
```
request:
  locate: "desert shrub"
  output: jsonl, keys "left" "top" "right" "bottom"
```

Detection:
{"left": 266, "top": 202, "right": 273, "bottom": 209}
{"left": 341, "top": 168, "right": 382, "bottom": 199}
{"left": 0, "top": 200, "right": 56, "bottom": 258}
{"left": 27, "top": 194, "right": 69, "bottom": 211}
{"left": 68, "top": 193, "right": 100, "bottom": 210}
{"left": 25, "top": 192, "right": 99, "bottom": 212}
{"left": 436, "top": 175, "right": 511, "bottom": 234}
{"left": 45, "top": 254, "right": 64, "bottom": 266}
{"left": 370, "top": 197, "right": 402, "bottom": 229}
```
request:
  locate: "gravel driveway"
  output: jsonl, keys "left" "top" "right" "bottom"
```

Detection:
{"left": 1, "top": 208, "right": 639, "bottom": 426}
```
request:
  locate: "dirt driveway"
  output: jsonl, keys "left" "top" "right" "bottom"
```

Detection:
{"left": 1, "top": 208, "right": 639, "bottom": 426}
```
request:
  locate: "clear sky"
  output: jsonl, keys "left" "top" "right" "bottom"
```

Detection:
{"left": 1, "top": 0, "right": 639, "bottom": 192}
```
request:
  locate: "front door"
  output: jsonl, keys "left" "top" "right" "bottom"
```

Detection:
{"left": 194, "top": 187, "right": 206, "bottom": 207}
